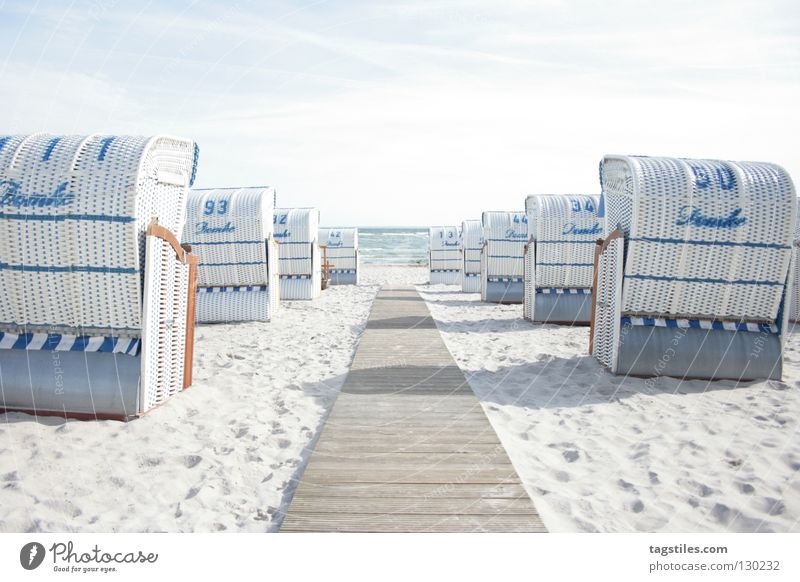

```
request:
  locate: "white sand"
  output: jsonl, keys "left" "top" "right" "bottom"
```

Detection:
{"left": 2, "top": 265, "right": 797, "bottom": 533}
{"left": 418, "top": 284, "right": 800, "bottom": 533}
{"left": 0, "top": 266, "right": 417, "bottom": 533}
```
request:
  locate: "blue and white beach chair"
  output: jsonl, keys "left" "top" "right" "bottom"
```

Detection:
{"left": 523, "top": 195, "right": 601, "bottom": 323}
{"left": 0, "top": 133, "right": 199, "bottom": 419}
{"left": 790, "top": 198, "right": 800, "bottom": 323}
{"left": 319, "top": 227, "right": 359, "bottom": 285}
{"left": 480, "top": 211, "right": 528, "bottom": 303}
{"left": 183, "top": 187, "right": 280, "bottom": 322}
{"left": 460, "top": 219, "right": 483, "bottom": 293}
{"left": 429, "top": 226, "right": 462, "bottom": 285}
{"left": 274, "top": 208, "right": 321, "bottom": 300}
{"left": 592, "top": 155, "right": 795, "bottom": 381}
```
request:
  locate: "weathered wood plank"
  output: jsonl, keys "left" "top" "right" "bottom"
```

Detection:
{"left": 281, "top": 513, "right": 547, "bottom": 533}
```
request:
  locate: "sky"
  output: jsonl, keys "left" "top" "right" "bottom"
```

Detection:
{"left": 0, "top": 0, "right": 797, "bottom": 226}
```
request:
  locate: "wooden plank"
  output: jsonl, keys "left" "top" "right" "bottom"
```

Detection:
{"left": 289, "top": 482, "right": 529, "bottom": 499}
{"left": 281, "top": 513, "right": 547, "bottom": 533}
{"left": 285, "top": 496, "right": 538, "bottom": 515}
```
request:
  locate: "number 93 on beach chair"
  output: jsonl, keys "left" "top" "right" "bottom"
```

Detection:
{"left": 183, "top": 187, "right": 280, "bottom": 322}
{"left": 480, "top": 211, "right": 528, "bottom": 303}
{"left": 523, "top": 195, "right": 601, "bottom": 324}
{"left": 591, "top": 155, "right": 796, "bottom": 381}
{"left": 0, "top": 134, "right": 200, "bottom": 420}
{"left": 428, "top": 226, "right": 462, "bottom": 285}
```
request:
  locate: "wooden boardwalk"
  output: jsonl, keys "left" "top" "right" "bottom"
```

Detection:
{"left": 280, "top": 287, "right": 546, "bottom": 532}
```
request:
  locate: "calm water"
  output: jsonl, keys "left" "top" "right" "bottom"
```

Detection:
{"left": 358, "top": 227, "right": 428, "bottom": 265}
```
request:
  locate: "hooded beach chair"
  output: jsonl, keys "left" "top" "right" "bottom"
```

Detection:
{"left": 274, "top": 208, "right": 321, "bottom": 299}
{"left": 460, "top": 219, "right": 483, "bottom": 293}
{"left": 183, "top": 187, "right": 280, "bottom": 322}
{"left": 319, "top": 227, "right": 359, "bottom": 285}
{"left": 790, "top": 198, "right": 800, "bottom": 323}
{"left": 480, "top": 211, "right": 528, "bottom": 303}
{"left": 523, "top": 195, "right": 601, "bottom": 323}
{"left": 0, "top": 133, "right": 199, "bottom": 419}
{"left": 591, "top": 155, "right": 795, "bottom": 381}
{"left": 429, "top": 226, "right": 462, "bottom": 285}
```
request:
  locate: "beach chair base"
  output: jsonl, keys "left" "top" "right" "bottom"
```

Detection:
{"left": 461, "top": 274, "right": 480, "bottom": 293}
{"left": 430, "top": 270, "right": 462, "bottom": 285}
{"left": 483, "top": 280, "right": 524, "bottom": 304}
{"left": 280, "top": 276, "right": 321, "bottom": 300}
{"left": 527, "top": 293, "right": 592, "bottom": 325}
{"left": 614, "top": 325, "right": 782, "bottom": 381}
{"left": 0, "top": 350, "right": 141, "bottom": 420}
{"left": 329, "top": 270, "right": 358, "bottom": 285}
{"left": 196, "top": 286, "right": 274, "bottom": 323}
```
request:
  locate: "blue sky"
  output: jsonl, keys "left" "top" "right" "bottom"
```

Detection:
{"left": 1, "top": 0, "right": 797, "bottom": 226}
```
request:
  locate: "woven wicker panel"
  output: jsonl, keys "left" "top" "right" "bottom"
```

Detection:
{"left": 460, "top": 219, "right": 483, "bottom": 276}
{"left": 0, "top": 134, "right": 196, "bottom": 336}
{"left": 592, "top": 236, "right": 623, "bottom": 370}
{"left": 140, "top": 234, "right": 189, "bottom": 413}
{"left": 481, "top": 211, "right": 527, "bottom": 278}
{"left": 184, "top": 187, "right": 274, "bottom": 287}
{"left": 429, "top": 226, "right": 461, "bottom": 272}
{"left": 602, "top": 155, "right": 795, "bottom": 322}
{"left": 274, "top": 208, "right": 319, "bottom": 276}
{"left": 523, "top": 242, "right": 535, "bottom": 320}
{"left": 196, "top": 287, "right": 271, "bottom": 323}
{"left": 319, "top": 227, "right": 358, "bottom": 272}
{"left": 526, "top": 194, "right": 600, "bottom": 289}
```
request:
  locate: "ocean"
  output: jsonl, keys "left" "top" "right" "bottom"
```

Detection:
{"left": 358, "top": 227, "right": 428, "bottom": 265}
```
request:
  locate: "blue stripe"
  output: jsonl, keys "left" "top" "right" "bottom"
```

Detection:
{"left": 538, "top": 262, "right": 594, "bottom": 267}
{"left": 0, "top": 136, "right": 10, "bottom": 152}
{"left": 277, "top": 241, "right": 311, "bottom": 245}
{"left": 100, "top": 337, "right": 116, "bottom": 352}
{"left": 0, "top": 263, "right": 138, "bottom": 274}
{"left": 97, "top": 136, "right": 115, "bottom": 161}
{"left": 487, "top": 238, "right": 527, "bottom": 243}
{"left": 0, "top": 213, "right": 135, "bottom": 223}
{"left": 42, "top": 137, "right": 61, "bottom": 161}
{"left": 279, "top": 257, "right": 310, "bottom": 261}
{"left": 488, "top": 255, "right": 524, "bottom": 259}
{"left": 184, "top": 240, "right": 264, "bottom": 245}
{"left": 631, "top": 236, "right": 789, "bottom": 250}
{"left": 465, "top": 259, "right": 481, "bottom": 263}
{"left": 0, "top": 321, "right": 139, "bottom": 332}
{"left": 538, "top": 240, "right": 597, "bottom": 244}
{"left": 70, "top": 336, "right": 90, "bottom": 351}
{"left": 625, "top": 274, "right": 784, "bottom": 286}
{"left": 203, "top": 261, "right": 265, "bottom": 267}
{"left": 430, "top": 258, "right": 461, "bottom": 262}
{"left": 12, "top": 334, "right": 31, "bottom": 349}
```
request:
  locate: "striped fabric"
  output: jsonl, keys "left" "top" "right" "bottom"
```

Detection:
{"left": 488, "top": 277, "right": 523, "bottom": 283}
{"left": 537, "top": 287, "right": 591, "bottom": 295}
{"left": 620, "top": 316, "right": 778, "bottom": 334}
{"left": 0, "top": 331, "right": 140, "bottom": 354}
{"left": 330, "top": 269, "right": 357, "bottom": 274}
{"left": 280, "top": 274, "right": 311, "bottom": 280}
{"left": 201, "top": 285, "right": 268, "bottom": 293}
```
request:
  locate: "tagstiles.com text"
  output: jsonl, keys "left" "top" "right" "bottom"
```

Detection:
{"left": 648, "top": 544, "right": 780, "bottom": 574}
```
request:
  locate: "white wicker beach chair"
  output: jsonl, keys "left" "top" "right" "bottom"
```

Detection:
{"left": 319, "top": 227, "right": 359, "bottom": 285}
{"left": 480, "top": 211, "right": 528, "bottom": 303}
{"left": 183, "top": 187, "right": 279, "bottom": 322}
{"left": 429, "top": 226, "right": 462, "bottom": 285}
{"left": 460, "top": 219, "right": 483, "bottom": 293}
{"left": 0, "top": 133, "right": 199, "bottom": 419}
{"left": 274, "top": 208, "right": 321, "bottom": 300}
{"left": 523, "top": 195, "right": 601, "bottom": 323}
{"left": 592, "top": 155, "right": 795, "bottom": 381}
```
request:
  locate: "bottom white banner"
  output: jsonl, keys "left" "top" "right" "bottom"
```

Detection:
{"left": 0, "top": 533, "right": 796, "bottom": 581}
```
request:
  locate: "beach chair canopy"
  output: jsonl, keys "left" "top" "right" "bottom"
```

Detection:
{"left": 481, "top": 210, "right": 528, "bottom": 278}
{"left": 184, "top": 186, "right": 276, "bottom": 287}
{"left": 319, "top": 227, "right": 358, "bottom": 272}
{"left": 525, "top": 194, "right": 600, "bottom": 290}
{"left": 460, "top": 219, "right": 483, "bottom": 276}
{"left": 274, "top": 207, "right": 320, "bottom": 276}
{"left": 601, "top": 155, "right": 795, "bottom": 323}
{"left": 0, "top": 133, "right": 198, "bottom": 335}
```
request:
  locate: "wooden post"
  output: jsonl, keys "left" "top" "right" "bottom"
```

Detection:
{"left": 183, "top": 250, "right": 198, "bottom": 389}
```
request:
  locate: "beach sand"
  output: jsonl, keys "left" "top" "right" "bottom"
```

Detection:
{"left": 1, "top": 265, "right": 797, "bottom": 533}
{"left": 419, "top": 284, "right": 800, "bottom": 533}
